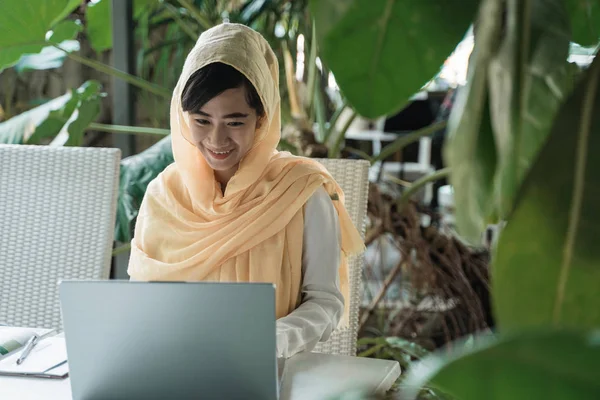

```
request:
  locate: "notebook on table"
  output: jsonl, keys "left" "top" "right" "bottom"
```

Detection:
{"left": 0, "top": 326, "right": 68, "bottom": 379}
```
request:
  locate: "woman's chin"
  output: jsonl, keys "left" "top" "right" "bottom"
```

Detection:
{"left": 207, "top": 157, "right": 240, "bottom": 174}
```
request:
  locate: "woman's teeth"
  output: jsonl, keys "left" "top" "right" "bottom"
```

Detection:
{"left": 209, "top": 149, "right": 233, "bottom": 159}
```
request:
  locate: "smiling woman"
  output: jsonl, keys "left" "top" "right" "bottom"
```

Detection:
{"left": 181, "top": 63, "right": 265, "bottom": 187}
{"left": 127, "top": 23, "right": 364, "bottom": 360}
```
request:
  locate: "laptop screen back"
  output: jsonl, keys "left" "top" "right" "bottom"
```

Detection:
{"left": 59, "top": 281, "right": 277, "bottom": 400}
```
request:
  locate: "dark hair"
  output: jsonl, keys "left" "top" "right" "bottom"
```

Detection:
{"left": 181, "top": 62, "right": 265, "bottom": 117}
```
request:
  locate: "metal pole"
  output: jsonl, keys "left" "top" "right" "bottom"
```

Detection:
{"left": 111, "top": 0, "right": 136, "bottom": 154}
{"left": 111, "top": 0, "right": 136, "bottom": 279}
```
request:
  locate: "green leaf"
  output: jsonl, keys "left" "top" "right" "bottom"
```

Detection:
{"left": 27, "top": 93, "right": 80, "bottom": 145}
{"left": 238, "top": 0, "right": 272, "bottom": 26}
{"left": 162, "top": 2, "right": 199, "bottom": 41}
{"left": 0, "top": 0, "right": 79, "bottom": 71}
{"left": 134, "top": 0, "right": 160, "bottom": 20}
{"left": 12, "top": 20, "right": 81, "bottom": 73}
{"left": 27, "top": 81, "right": 103, "bottom": 146}
{"left": 51, "top": 0, "right": 82, "bottom": 27}
{"left": 14, "top": 40, "right": 80, "bottom": 73}
{"left": 48, "top": 19, "right": 83, "bottom": 43}
{"left": 176, "top": 0, "right": 214, "bottom": 31}
{"left": 566, "top": 0, "right": 600, "bottom": 46}
{"left": 86, "top": 0, "right": 112, "bottom": 52}
{"left": 356, "top": 337, "right": 387, "bottom": 347}
{"left": 0, "top": 95, "right": 72, "bottom": 144}
{"left": 313, "top": 80, "right": 327, "bottom": 143}
{"left": 85, "top": 0, "right": 162, "bottom": 52}
{"left": 443, "top": 0, "right": 501, "bottom": 243}
{"left": 115, "top": 137, "right": 174, "bottom": 243}
{"left": 492, "top": 55, "right": 600, "bottom": 331}
{"left": 385, "top": 337, "right": 429, "bottom": 359}
{"left": 64, "top": 82, "right": 103, "bottom": 146}
{"left": 78, "top": 79, "right": 104, "bottom": 101}
{"left": 488, "top": 0, "right": 578, "bottom": 219}
{"left": 402, "top": 330, "right": 600, "bottom": 400}
{"left": 310, "top": 0, "right": 478, "bottom": 118}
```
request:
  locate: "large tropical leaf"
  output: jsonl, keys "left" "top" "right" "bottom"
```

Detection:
{"left": 13, "top": 20, "right": 82, "bottom": 73}
{"left": 86, "top": 0, "right": 113, "bottom": 52}
{"left": 57, "top": 81, "right": 104, "bottom": 147}
{"left": 0, "top": 0, "right": 80, "bottom": 71}
{"left": 310, "top": 0, "right": 478, "bottom": 119}
{"left": 24, "top": 81, "right": 103, "bottom": 146}
{"left": 492, "top": 54, "right": 600, "bottom": 331}
{"left": 51, "top": 0, "right": 82, "bottom": 27}
{"left": 443, "top": 0, "right": 501, "bottom": 243}
{"left": 14, "top": 40, "right": 80, "bottom": 73}
{"left": 488, "top": 0, "right": 578, "bottom": 218}
{"left": 0, "top": 95, "right": 71, "bottom": 144}
{"left": 566, "top": 0, "right": 600, "bottom": 46}
{"left": 402, "top": 330, "right": 600, "bottom": 400}
{"left": 48, "top": 19, "right": 83, "bottom": 43}
{"left": 26, "top": 95, "right": 80, "bottom": 145}
{"left": 86, "top": 0, "right": 162, "bottom": 52}
{"left": 115, "top": 136, "right": 174, "bottom": 243}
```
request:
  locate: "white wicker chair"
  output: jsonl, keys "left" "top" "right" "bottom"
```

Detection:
{"left": 312, "top": 159, "right": 370, "bottom": 356}
{"left": 0, "top": 145, "right": 120, "bottom": 330}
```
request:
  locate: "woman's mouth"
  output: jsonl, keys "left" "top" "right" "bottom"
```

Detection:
{"left": 207, "top": 148, "right": 233, "bottom": 160}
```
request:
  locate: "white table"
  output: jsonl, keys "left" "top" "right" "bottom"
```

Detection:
{"left": 280, "top": 352, "right": 400, "bottom": 399}
{"left": 1, "top": 352, "right": 400, "bottom": 400}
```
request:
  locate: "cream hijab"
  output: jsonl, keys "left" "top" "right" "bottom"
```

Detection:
{"left": 128, "top": 23, "right": 364, "bottom": 320}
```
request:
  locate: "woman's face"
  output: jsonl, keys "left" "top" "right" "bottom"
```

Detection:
{"left": 188, "top": 86, "right": 260, "bottom": 180}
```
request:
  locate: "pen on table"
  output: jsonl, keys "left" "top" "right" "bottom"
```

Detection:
{"left": 16, "top": 334, "right": 39, "bottom": 365}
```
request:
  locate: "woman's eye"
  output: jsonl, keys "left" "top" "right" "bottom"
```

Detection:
{"left": 195, "top": 119, "right": 210, "bottom": 126}
{"left": 228, "top": 121, "right": 244, "bottom": 127}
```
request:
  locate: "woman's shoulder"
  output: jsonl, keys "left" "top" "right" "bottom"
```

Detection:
{"left": 141, "top": 165, "right": 195, "bottom": 216}
{"left": 272, "top": 152, "right": 326, "bottom": 170}
{"left": 269, "top": 153, "right": 333, "bottom": 185}
{"left": 145, "top": 163, "right": 190, "bottom": 206}
{"left": 144, "top": 164, "right": 175, "bottom": 193}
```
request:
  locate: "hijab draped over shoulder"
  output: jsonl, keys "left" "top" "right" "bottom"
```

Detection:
{"left": 128, "top": 23, "right": 364, "bottom": 321}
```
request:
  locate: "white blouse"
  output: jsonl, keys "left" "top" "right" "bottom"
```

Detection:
{"left": 130, "top": 187, "right": 343, "bottom": 359}
{"left": 276, "top": 187, "right": 343, "bottom": 359}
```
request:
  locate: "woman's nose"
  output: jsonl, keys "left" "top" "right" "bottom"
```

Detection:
{"left": 207, "top": 124, "right": 229, "bottom": 145}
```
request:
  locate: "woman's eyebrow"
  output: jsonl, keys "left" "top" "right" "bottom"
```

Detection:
{"left": 223, "top": 112, "right": 249, "bottom": 118}
{"left": 193, "top": 111, "right": 249, "bottom": 119}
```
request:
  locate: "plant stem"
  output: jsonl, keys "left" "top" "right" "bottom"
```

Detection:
{"left": 324, "top": 100, "right": 348, "bottom": 143}
{"left": 343, "top": 147, "right": 373, "bottom": 163}
{"left": 88, "top": 123, "right": 170, "bottom": 136}
{"left": 397, "top": 167, "right": 451, "bottom": 210}
{"left": 163, "top": 2, "right": 199, "bottom": 40}
{"left": 306, "top": 22, "right": 318, "bottom": 113}
{"left": 314, "top": 80, "right": 327, "bottom": 142}
{"left": 372, "top": 121, "right": 446, "bottom": 164}
{"left": 360, "top": 260, "right": 404, "bottom": 330}
{"left": 112, "top": 243, "right": 132, "bottom": 257}
{"left": 61, "top": 48, "right": 171, "bottom": 99}
{"left": 282, "top": 42, "right": 304, "bottom": 119}
{"left": 143, "top": 37, "right": 188, "bottom": 56}
{"left": 358, "top": 343, "right": 386, "bottom": 358}
{"left": 176, "top": 0, "right": 214, "bottom": 31}
{"left": 329, "top": 109, "right": 357, "bottom": 158}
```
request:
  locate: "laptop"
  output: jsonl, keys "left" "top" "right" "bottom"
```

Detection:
{"left": 59, "top": 281, "right": 278, "bottom": 400}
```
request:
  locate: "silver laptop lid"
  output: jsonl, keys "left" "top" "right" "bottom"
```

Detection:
{"left": 59, "top": 281, "right": 277, "bottom": 400}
